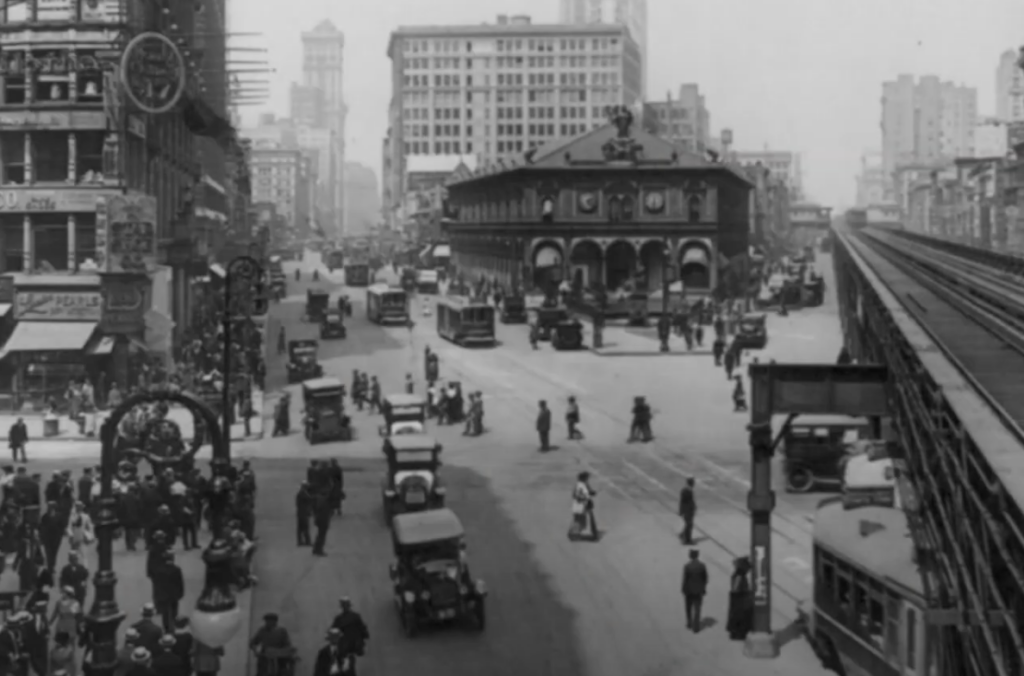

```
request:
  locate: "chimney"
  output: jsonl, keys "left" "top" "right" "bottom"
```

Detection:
{"left": 510, "top": 15, "right": 531, "bottom": 25}
{"left": 496, "top": 14, "right": 508, "bottom": 25}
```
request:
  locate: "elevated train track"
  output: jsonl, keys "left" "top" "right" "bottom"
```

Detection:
{"left": 833, "top": 226, "right": 1024, "bottom": 676}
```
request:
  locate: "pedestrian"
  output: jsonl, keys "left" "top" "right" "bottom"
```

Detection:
{"left": 328, "top": 459, "right": 345, "bottom": 517}
{"left": 40, "top": 501, "right": 64, "bottom": 570}
{"left": 681, "top": 549, "right": 709, "bottom": 633}
{"left": 192, "top": 639, "right": 223, "bottom": 676}
{"left": 48, "top": 630, "right": 76, "bottom": 675}
{"left": 528, "top": 322, "right": 539, "bottom": 349}
{"left": 678, "top": 477, "right": 696, "bottom": 545}
{"left": 536, "top": 400, "right": 551, "bottom": 452}
{"left": 368, "top": 376, "right": 381, "bottom": 413}
{"left": 565, "top": 396, "right": 582, "bottom": 440}
{"left": 59, "top": 550, "right": 89, "bottom": 607}
{"left": 131, "top": 604, "right": 163, "bottom": 655}
{"left": 724, "top": 349, "right": 735, "bottom": 379}
{"left": 49, "top": 586, "right": 81, "bottom": 649}
{"left": 732, "top": 376, "right": 747, "bottom": 412}
{"left": 404, "top": 373, "right": 414, "bottom": 395}
{"left": 171, "top": 617, "right": 193, "bottom": 669}
{"left": 311, "top": 493, "right": 332, "bottom": 556}
{"left": 726, "top": 556, "right": 754, "bottom": 640}
{"left": 152, "top": 633, "right": 185, "bottom": 676}
{"left": 77, "top": 468, "right": 94, "bottom": 512}
{"left": 24, "top": 599, "right": 50, "bottom": 676}
{"left": 295, "top": 482, "right": 312, "bottom": 547}
{"left": 568, "top": 471, "right": 598, "bottom": 541}
{"left": 7, "top": 418, "right": 27, "bottom": 463}
{"left": 153, "top": 552, "right": 184, "bottom": 633}
{"left": 117, "top": 628, "right": 141, "bottom": 673}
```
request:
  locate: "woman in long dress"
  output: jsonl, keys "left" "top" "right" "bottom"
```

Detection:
{"left": 726, "top": 556, "right": 753, "bottom": 640}
{"left": 49, "top": 587, "right": 82, "bottom": 650}
{"left": 65, "top": 502, "right": 95, "bottom": 568}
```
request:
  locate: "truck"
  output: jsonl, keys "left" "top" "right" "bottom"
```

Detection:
{"left": 415, "top": 268, "right": 439, "bottom": 294}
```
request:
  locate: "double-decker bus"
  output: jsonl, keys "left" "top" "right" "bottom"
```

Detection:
{"left": 366, "top": 284, "right": 409, "bottom": 324}
{"left": 436, "top": 296, "right": 495, "bottom": 346}
{"left": 344, "top": 262, "right": 370, "bottom": 287}
{"left": 803, "top": 497, "right": 936, "bottom": 676}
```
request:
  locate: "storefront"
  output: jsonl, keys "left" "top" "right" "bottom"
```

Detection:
{"left": 99, "top": 273, "right": 151, "bottom": 389}
{"left": 0, "top": 273, "right": 106, "bottom": 409}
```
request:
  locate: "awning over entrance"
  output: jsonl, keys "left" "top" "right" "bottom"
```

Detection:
{"left": 433, "top": 244, "right": 451, "bottom": 258}
{"left": 209, "top": 263, "right": 227, "bottom": 278}
{"left": 681, "top": 246, "right": 709, "bottom": 265}
{"left": 3, "top": 322, "right": 98, "bottom": 353}
{"left": 0, "top": 303, "right": 10, "bottom": 317}
{"left": 87, "top": 336, "right": 116, "bottom": 355}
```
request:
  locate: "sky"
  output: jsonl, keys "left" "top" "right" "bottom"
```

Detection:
{"left": 228, "top": 0, "right": 1024, "bottom": 209}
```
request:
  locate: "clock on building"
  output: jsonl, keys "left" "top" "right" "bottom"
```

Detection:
{"left": 577, "top": 191, "right": 598, "bottom": 213}
{"left": 644, "top": 190, "right": 666, "bottom": 213}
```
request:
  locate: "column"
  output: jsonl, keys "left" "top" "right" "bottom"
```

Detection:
{"left": 67, "top": 132, "right": 77, "bottom": 183}
{"left": 23, "top": 132, "right": 32, "bottom": 184}
{"left": 67, "top": 214, "right": 76, "bottom": 270}
{"left": 22, "top": 215, "right": 31, "bottom": 271}
{"left": 67, "top": 51, "right": 78, "bottom": 104}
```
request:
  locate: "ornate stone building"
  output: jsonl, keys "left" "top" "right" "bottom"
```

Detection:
{"left": 443, "top": 109, "right": 753, "bottom": 296}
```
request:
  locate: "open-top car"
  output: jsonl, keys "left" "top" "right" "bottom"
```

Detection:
{"left": 551, "top": 319, "right": 584, "bottom": 350}
{"left": 499, "top": 296, "right": 527, "bottom": 324}
{"left": 379, "top": 394, "right": 427, "bottom": 436}
{"left": 531, "top": 305, "right": 569, "bottom": 340}
{"left": 382, "top": 434, "right": 444, "bottom": 523}
{"left": 389, "top": 508, "right": 487, "bottom": 636}
{"left": 286, "top": 340, "right": 323, "bottom": 384}
{"left": 319, "top": 309, "right": 347, "bottom": 339}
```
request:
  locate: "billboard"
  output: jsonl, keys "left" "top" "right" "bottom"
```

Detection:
{"left": 103, "top": 194, "right": 157, "bottom": 274}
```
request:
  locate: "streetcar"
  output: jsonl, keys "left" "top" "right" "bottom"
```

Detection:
{"left": 366, "top": 284, "right": 409, "bottom": 325}
{"left": 326, "top": 249, "right": 344, "bottom": 271}
{"left": 802, "top": 497, "right": 936, "bottom": 676}
{"left": 436, "top": 296, "right": 496, "bottom": 346}
{"left": 345, "top": 263, "right": 370, "bottom": 287}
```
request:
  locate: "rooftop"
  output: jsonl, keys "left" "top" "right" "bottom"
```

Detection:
{"left": 388, "top": 19, "right": 630, "bottom": 57}
{"left": 406, "top": 154, "right": 477, "bottom": 174}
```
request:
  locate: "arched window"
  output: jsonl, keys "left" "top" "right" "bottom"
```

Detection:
{"left": 608, "top": 196, "right": 622, "bottom": 222}
{"left": 621, "top": 196, "right": 635, "bottom": 222}
{"left": 687, "top": 195, "right": 703, "bottom": 222}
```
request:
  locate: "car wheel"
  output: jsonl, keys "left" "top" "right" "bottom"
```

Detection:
{"left": 787, "top": 467, "right": 814, "bottom": 493}
{"left": 401, "top": 608, "right": 418, "bottom": 637}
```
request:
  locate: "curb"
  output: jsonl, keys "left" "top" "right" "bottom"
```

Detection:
{"left": 589, "top": 349, "right": 715, "bottom": 357}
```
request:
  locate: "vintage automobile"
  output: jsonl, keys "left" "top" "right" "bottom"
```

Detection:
{"left": 286, "top": 340, "right": 324, "bottom": 384}
{"left": 531, "top": 305, "right": 569, "bottom": 341}
{"left": 499, "top": 296, "right": 528, "bottom": 324}
{"left": 302, "top": 377, "right": 352, "bottom": 443}
{"left": 304, "top": 289, "right": 330, "bottom": 322}
{"left": 733, "top": 313, "right": 768, "bottom": 350}
{"left": 389, "top": 509, "right": 487, "bottom": 636}
{"left": 551, "top": 319, "right": 584, "bottom": 350}
{"left": 382, "top": 434, "right": 445, "bottom": 523}
{"left": 626, "top": 291, "right": 650, "bottom": 326}
{"left": 319, "top": 310, "right": 347, "bottom": 339}
{"left": 379, "top": 394, "right": 427, "bottom": 436}
{"left": 781, "top": 415, "right": 874, "bottom": 492}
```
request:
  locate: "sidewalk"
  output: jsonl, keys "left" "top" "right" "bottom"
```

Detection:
{"left": 0, "top": 390, "right": 264, "bottom": 443}
{"left": 575, "top": 316, "right": 715, "bottom": 357}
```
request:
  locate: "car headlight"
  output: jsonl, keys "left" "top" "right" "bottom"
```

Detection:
{"left": 445, "top": 567, "right": 458, "bottom": 580}
{"left": 474, "top": 580, "right": 487, "bottom": 596}
{"left": 403, "top": 591, "right": 415, "bottom": 603}
{"left": 434, "top": 486, "right": 446, "bottom": 495}
{"left": 420, "top": 590, "right": 430, "bottom": 600}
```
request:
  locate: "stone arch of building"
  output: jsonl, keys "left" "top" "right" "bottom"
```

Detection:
{"left": 605, "top": 239, "right": 638, "bottom": 291}
{"left": 531, "top": 239, "right": 564, "bottom": 268}
{"left": 569, "top": 239, "right": 603, "bottom": 291}
{"left": 638, "top": 239, "right": 671, "bottom": 293}
{"left": 678, "top": 239, "right": 712, "bottom": 290}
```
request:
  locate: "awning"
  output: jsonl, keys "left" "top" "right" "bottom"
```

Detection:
{"left": 433, "top": 245, "right": 451, "bottom": 258}
{"left": 87, "top": 336, "right": 116, "bottom": 355}
{"left": 209, "top": 263, "right": 226, "bottom": 278}
{"left": 0, "top": 303, "right": 10, "bottom": 317}
{"left": 681, "top": 246, "right": 709, "bottom": 266}
{"left": 3, "top": 322, "right": 97, "bottom": 352}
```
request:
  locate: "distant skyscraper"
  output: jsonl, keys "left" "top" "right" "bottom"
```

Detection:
{"left": 560, "top": 0, "right": 646, "bottom": 98}
{"left": 996, "top": 49, "right": 1024, "bottom": 122}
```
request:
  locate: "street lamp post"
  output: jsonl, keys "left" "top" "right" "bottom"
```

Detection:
{"left": 220, "top": 255, "right": 265, "bottom": 469}
{"left": 658, "top": 242, "right": 676, "bottom": 353}
{"left": 85, "top": 391, "right": 242, "bottom": 676}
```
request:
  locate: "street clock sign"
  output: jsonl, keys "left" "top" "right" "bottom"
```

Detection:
{"left": 120, "top": 32, "right": 186, "bottom": 114}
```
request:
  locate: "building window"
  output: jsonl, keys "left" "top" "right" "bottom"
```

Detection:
{"left": 33, "top": 214, "right": 69, "bottom": 271}
{"left": 77, "top": 131, "right": 105, "bottom": 183}
{"left": 1, "top": 133, "right": 25, "bottom": 184}
{"left": 75, "top": 213, "right": 97, "bottom": 267}
{"left": 33, "top": 132, "right": 69, "bottom": 182}
{"left": 688, "top": 195, "right": 703, "bottom": 222}
{"left": 3, "top": 67, "right": 26, "bottom": 104}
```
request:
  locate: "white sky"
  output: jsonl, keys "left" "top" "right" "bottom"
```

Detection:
{"left": 228, "top": 0, "right": 1024, "bottom": 208}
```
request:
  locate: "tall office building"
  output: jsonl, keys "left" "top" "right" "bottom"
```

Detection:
{"left": 642, "top": 84, "right": 711, "bottom": 154}
{"left": 881, "top": 74, "right": 977, "bottom": 196}
{"left": 301, "top": 20, "right": 346, "bottom": 234}
{"left": 996, "top": 49, "right": 1024, "bottom": 122}
{"left": 384, "top": 14, "right": 642, "bottom": 221}
{"left": 559, "top": 0, "right": 647, "bottom": 98}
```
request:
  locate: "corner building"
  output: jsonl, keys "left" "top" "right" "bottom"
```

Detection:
{"left": 443, "top": 117, "right": 752, "bottom": 294}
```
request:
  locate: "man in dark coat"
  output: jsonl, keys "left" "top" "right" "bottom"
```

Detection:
{"left": 311, "top": 493, "right": 332, "bottom": 556}
{"left": 678, "top": 477, "right": 697, "bottom": 545}
{"left": 328, "top": 460, "right": 344, "bottom": 517}
{"left": 77, "top": 468, "right": 95, "bottom": 511}
{"left": 58, "top": 550, "right": 89, "bottom": 606}
{"left": 39, "top": 501, "right": 64, "bottom": 570}
{"left": 536, "top": 400, "right": 551, "bottom": 452}
{"left": 11, "top": 466, "right": 39, "bottom": 507}
{"left": 120, "top": 484, "right": 144, "bottom": 551}
{"left": 681, "top": 549, "right": 709, "bottom": 633}
{"left": 22, "top": 599, "right": 49, "bottom": 676}
{"left": 295, "top": 483, "right": 312, "bottom": 547}
{"left": 313, "top": 629, "right": 349, "bottom": 676}
{"left": 131, "top": 604, "right": 164, "bottom": 655}
{"left": 7, "top": 418, "right": 27, "bottom": 463}
{"left": 170, "top": 617, "right": 193, "bottom": 672}
{"left": 153, "top": 553, "right": 185, "bottom": 633}
{"left": 151, "top": 633, "right": 187, "bottom": 676}
{"left": 330, "top": 598, "right": 368, "bottom": 656}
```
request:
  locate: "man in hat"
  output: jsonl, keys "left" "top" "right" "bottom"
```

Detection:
{"left": 0, "top": 611, "right": 28, "bottom": 672}
{"left": 39, "top": 501, "right": 64, "bottom": 570}
{"left": 678, "top": 477, "right": 697, "bottom": 546}
{"left": 330, "top": 597, "right": 368, "bottom": 656}
{"left": 171, "top": 617, "right": 193, "bottom": 670}
{"left": 250, "top": 613, "right": 293, "bottom": 675}
{"left": 77, "top": 468, "right": 94, "bottom": 512}
{"left": 313, "top": 628, "right": 349, "bottom": 676}
{"left": 295, "top": 482, "right": 313, "bottom": 547}
{"left": 22, "top": 601, "right": 49, "bottom": 675}
{"left": 7, "top": 417, "right": 27, "bottom": 463}
{"left": 131, "top": 604, "right": 164, "bottom": 655}
{"left": 127, "top": 646, "right": 154, "bottom": 675}
{"left": 59, "top": 550, "right": 89, "bottom": 606}
{"left": 153, "top": 552, "right": 185, "bottom": 633}
{"left": 152, "top": 633, "right": 185, "bottom": 675}
{"left": 149, "top": 504, "right": 178, "bottom": 549}
{"left": 118, "top": 628, "right": 142, "bottom": 673}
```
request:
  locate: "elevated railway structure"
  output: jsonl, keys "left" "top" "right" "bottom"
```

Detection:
{"left": 833, "top": 226, "right": 1024, "bottom": 676}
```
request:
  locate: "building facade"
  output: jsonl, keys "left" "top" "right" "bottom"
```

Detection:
{"left": 558, "top": 0, "right": 647, "bottom": 99}
{"left": 975, "top": 117, "right": 1009, "bottom": 158}
{"left": 996, "top": 49, "right": 1024, "bottom": 123}
{"left": 301, "top": 20, "right": 346, "bottom": 234}
{"left": 729, "top": 150, "right": 803, "bottom": 201}
{"left": 248, "top": 145, "right": 313, "bottom": 234}
{"left": 289, "top": 83, "right": 326, "bottom": 128}
{"left": 854, "top": 151, "right": 887, "bottom": 207}
{"left": 384, "top": 14, "right": 643, "bottom": 227}
{"left": 642, "top": 84, "right": 711, "bottom": 154}
{"left": 442, "top": 113, "right": 751, "bottom": 301}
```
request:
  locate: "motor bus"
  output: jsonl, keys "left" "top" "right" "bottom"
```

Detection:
{"left": 326, "top": 249, "right": 344, "bottom": 270}
{"left": 436, "top": 296, "right": 495, "bottom": 346}
{"left": 803, "top": 497, "right": 937, "bottom": 676}
{"left": 345, "top": 262, "right": 370, "bottom": 287}
{"left": 366, "top": 284, "right": 409, "bottom": 325}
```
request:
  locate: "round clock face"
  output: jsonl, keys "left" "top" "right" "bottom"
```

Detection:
{"left": 578, "top": 191, "right": 597, "bottom": 213}
{"left": 645, "top": 191, "right": 665, "bottom": 213}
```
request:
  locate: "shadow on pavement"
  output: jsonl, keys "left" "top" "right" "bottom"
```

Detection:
{"left": 248, "top": 459, "right": 589, "bottom": 676}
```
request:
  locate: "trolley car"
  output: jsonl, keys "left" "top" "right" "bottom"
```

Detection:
{"left": 802, "top": 498, "right": 936, "bottom": 676}
{"left": 345, "top": 263, "right": 370, "bottom": 287}
{"left": 367, "top": 284, "right": 409, "bottom": 325}
{"left": 436, "top": 296, "right": 495, "bottom": 346}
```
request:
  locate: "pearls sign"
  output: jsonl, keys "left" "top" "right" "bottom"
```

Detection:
{"left": 119, "top": 32, "right": 186, "bottom": 115}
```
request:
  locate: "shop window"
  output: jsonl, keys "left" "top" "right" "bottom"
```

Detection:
{"left": 2, "top": 1, "right": 28, "bottom": 22}
{"left": 33, "top": 132, "right": 69, "bottom": 182}
{"left": 77, "top": 131, "right": 105, "bottom": 183}
{"left": 78, "top": 56, "right": 104, "bottom": 101}
{"left": 0, "top": 214, "right": 23, "bottom": 273}
{"left": 3, "top": 63, "right": 26, "bottom": 104}
{"left": 0, "top": 133, "right": 26, "bottom": 184}
{"left": 33, "top": 215, "right": 69, "bottom": 271}
{"left": 75, "top": 213, "right": 97, "bottom": 267}
{"left": 688, "top": 195, "right": 703, "bottom": 222}
{"left": 33, "top": 58, "right": 70, "bottom": 102}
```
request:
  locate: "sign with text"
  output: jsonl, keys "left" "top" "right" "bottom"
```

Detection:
{"left": 14, "top": 290, "right": 102, "bottom": 321}
{"left": 0, "top": 189, "right": 113, "bottom": 213}
{"left": 104, "top": 194, "right": 157, "bottom": 274}
{"left": 0, "top": 110, "right": 106, "bottom": 130}
{"left": 100, "top": 276, "right": 147, "bottom": 334}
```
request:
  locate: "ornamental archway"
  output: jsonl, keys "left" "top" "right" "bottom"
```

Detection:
{"left": 570, "top": 239, "right": 603, "bottom": 292}
{"left": 604, "top": 240, "right": 637, "bottom": 291}
{"left": 638, "top": 240, "right": 671, "bottom": 293}
{"left": 531, "top": 240, "right": 564, "bottom": 289}
{"left": 678, "top": 241, "right": 712, "bottom": 290}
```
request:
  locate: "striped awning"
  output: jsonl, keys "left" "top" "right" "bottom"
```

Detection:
{"left": 3, "top": 322, "right": 97, "bottom": 352}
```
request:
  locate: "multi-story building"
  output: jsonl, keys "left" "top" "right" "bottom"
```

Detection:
{"left": 975, "top": 117, "right": 1009, "bottom": 158}
{"left": 854, "top": 151, "right": 888, "bottom": 207}
{"left": 290, "top": 83, "right": 326, "bottom": 128}
{"left": 996, "top": 49, "right": 1024, "bottom": 122}
{"left": 342, "top": 162, "right": 381, "bottom": 236}
{"left": 384, "top": 14, "right": 643, "bottom": 224}
{"left": 248, "top": 144, "right": 313, "bottom": 236}
{"left": 729, "top": 149, "right": 804, "bottom": 201}
{"left": 641, "top": 84, "right": 710, "bottom": 154}
{"left": 302, "top": 20, "right": 346, "bottom": 234}
{"left": 559, "top": 0, "right": 647, "bottom": 99}
{"left": 881, "top": 74, "right": 977, "bottom": 196}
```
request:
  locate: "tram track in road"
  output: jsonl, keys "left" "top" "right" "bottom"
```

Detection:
{"left": 407, "top": 331, "right": 814, "bottom": 614}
